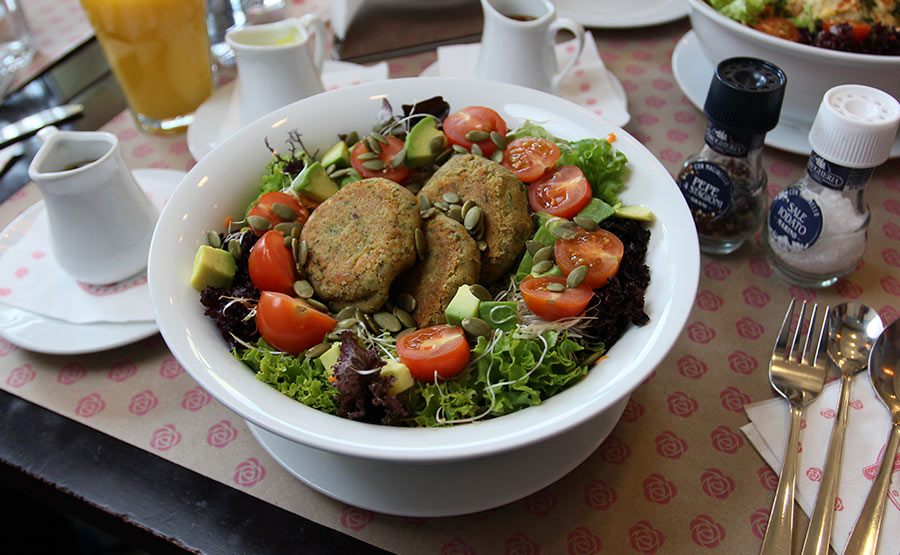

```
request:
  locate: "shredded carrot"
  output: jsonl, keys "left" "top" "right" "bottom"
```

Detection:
{"left": 225, "top": 216, "right": 233, "bottom": 228}
{"left": 606, "top": 132, "right": 616, "bottom": 143}
{"left": 327, "top": 376, "right": 338, "bottom": 384}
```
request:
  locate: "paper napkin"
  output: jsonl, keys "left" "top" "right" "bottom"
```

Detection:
{"left": 0, "top": 171, "right": 180, "bottom": 324}
{"left": 742, "top": 373, "right": 899, "bottom": 554}
{"left": 433, "top": 32, "right": 630, "bottom": 127}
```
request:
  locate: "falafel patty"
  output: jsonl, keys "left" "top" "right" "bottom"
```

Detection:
{"left": 419, "top": 154, "right": 532, "bottom": 283}
{"left": 395, "top": 213, "right": 481, "bottom": 328}
{"left": 301, "top": 178, "right": 419, "bottom": 312}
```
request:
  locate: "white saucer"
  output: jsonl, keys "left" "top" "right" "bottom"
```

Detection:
{"left": 419, "top": 63, "right": 630, "bottom": 128}
{"left": 0, "top": 169, "right": 185, "bottom": 355}
{"left": 554, "top": 0, "right": 689, "bottom": 28}
{"left": 672, "top": 31, "right": 900, "bottom": 158}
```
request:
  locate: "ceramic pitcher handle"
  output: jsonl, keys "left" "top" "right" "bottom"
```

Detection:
{"left": 299, "top": 13, "right": 326, "bottom": 73}
{"left": 549, "top": 18, "right": 584, "bottom": 92}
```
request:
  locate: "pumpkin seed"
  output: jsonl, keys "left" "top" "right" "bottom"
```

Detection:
{"left": 505, "top": 133, "right": 516, "bottom": 143}
{"left": 452, "top": 144, "right": 468, "bottom": 154}
{"left": 293, "top": 279, "right": 314, "bottom": 298}
{"left": 393, "top": 307, "right": 416, "bottom": 329}
{"left": 366, "top": 136, "right": 382, "bottom": 154}
{"left": 470, "top": 142, "right": 483, "bottom": 157}
{"left": 566, "top": 265, "right": 588, "bottom": 288}
{"left": 464, "top": 206, "right": 482, "bottom": 231}
{"left": 325, "top": 163, "right": 336, "bottom": 175}
{"left": 533, "top": 245, "right": 554, "bottom": 264}
{"left": 406, "top": 182, "right": 422, "bottom": 194}
{"left": 469, "top": 284, "right": 492, "bottom": 301}
{"left": 362, "top": 159, "right": 385, "bottom": 171}
{"left": 228, "top": 219, "right": 246, "bottom": 233}
{"left": 419, "top": 195, "right": 431, "bottom": 211}
{"left": 284, "top": 234, "right": 293, "bottom": 248}
{"left": 305, "top": 342, "right": 331, "bottom": 358}
{"left": 490, "top": 131, "right": 506, "bottom": 150}
{"left": 461, "top": 317, "right": 492, "bottom": 338}
{"left": 434, "top": 200, "right": 450, "bottom": 212}
{"left": 291, "top": 225, "right": 300, "bottom": 239}
{"left": 334, "top": 317, "right": 359, "bottom": 330}
{"left": 227, "top": 238, "right": 241, "bottom": 260}
{"left": 297, "top": 240, "right": 308, "bottom": 266}
{"left": 291, "top": 237, "right": 300, "bottom": 262}
{"left": 461, "top": 199, "right": 476, "bottom": 218}
{"left": 447, "top": 204, "right": 463, "bottom": 223}
{"left": 336, "top": 306, "right": 357, "bottom": 320}
{"left": 420, "top": 207, "right": 436, "bottom": 219}
{"left": 373, "top": 311, "right": 402, "bottom": 332}
{"left": 435, "top": 149, "right": 452, "bottom": 164}
{"left": 573, "top": 216, "right": 598, "bottom": 231}
{"left": 490, "top": 149, "right": 503, "bottom": 164}
{"left": 395, "top": 293, "right": 416, "bottom": 313}
{"left": 430, "top": 135, "right": 445, "bottom": 154}
{"left": 442, "top": 192, "right": 460, "bottom": 204}
{"left": 532, "top": 259, "right": 554, "bottom": 274}
{"left": 247, "top": 215, "right": 271, "bottom": 232}
{"left": 464, "top": 130, "right": 489, "bottom": 143}
{"left": 477, "top": 240, "right": 488, "bottom": 251}
{"left": 526, "top": 240, "right": 543, "bottom": 256}
{"left": 584, "top": 350, "right": 605, "bottom": 366}
{"left": 344, "top": 131, "right": 359, "bottom": 146}
{"left": 206, "top": 231, "right": 221, "bottom": 249}
{"left": 551, "top": 225, "right": 576, "bottom": 239}
{"left": 361, "top": 312, "right": 377, "bottom": 333}
{"left": 391, "top": 149, "right": 406, "bottom": 168}
{"left": 370, "top": 131, "right": 388, "bottom": 144}
{"left": 414, "top": 228, "right": 426, "bottom": 259}
{"left": 545, "top": 282, "right": 566, "bottom": 292}
{"left": 398, "top": 327, "right": 417, "bottom": 337}
{"left": 329, "top": 167, "right": 352, "bottom": 178}
{"left": 272, "top": 202, "right": 296, "bottom": 221}
{"left": 306, "top": 298, "right": 328, "bottom": 312}
{"left": 358, "top": 151, "right": 379, "bottom": 161}
{"left": 274, "top": 222, "right": 300, "bottom": 236}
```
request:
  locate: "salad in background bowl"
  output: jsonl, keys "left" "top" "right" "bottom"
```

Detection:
{"left": 147, "top": 78, "right": 699, "bottom": 515}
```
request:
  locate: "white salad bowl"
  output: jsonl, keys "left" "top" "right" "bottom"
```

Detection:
{"left": 686, "top": 0, "right": 900, "bottom": 138}
{"left": 148, "top": 77, "right": 699, "bottom": 516}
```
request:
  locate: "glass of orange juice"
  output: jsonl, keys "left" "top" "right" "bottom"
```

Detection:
{"left": 80, "top": 0, "right": 214, "bottom": 135}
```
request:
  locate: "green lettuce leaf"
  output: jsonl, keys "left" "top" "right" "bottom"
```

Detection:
{"left": 557, "top": 138, "right": 628, "bottom": 205}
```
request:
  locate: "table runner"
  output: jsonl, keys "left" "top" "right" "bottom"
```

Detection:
{"left": 3, "top": 19, "right": 900, "bottom": 554}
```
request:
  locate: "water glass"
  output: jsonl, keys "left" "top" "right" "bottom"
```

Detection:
{"left": 0, "top": 0, "right": 35, "bottom": 102}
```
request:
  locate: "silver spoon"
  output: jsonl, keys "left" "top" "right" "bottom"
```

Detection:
{"left": 801, "top": 303, "right": 883, "bottom": 555}
{"left": 845, "top": 318, "right": 900, "bottom": 555}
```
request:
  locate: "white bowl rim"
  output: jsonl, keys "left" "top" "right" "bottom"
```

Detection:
{"left": 686, "top": 0, "right": 900, "bottom": 65}
{"left": 149, "top": 77, "right": 700, "bottom": 463}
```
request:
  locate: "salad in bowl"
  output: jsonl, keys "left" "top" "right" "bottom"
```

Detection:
{"left": 147, "top": 78, "right": 698, "bottom": 514}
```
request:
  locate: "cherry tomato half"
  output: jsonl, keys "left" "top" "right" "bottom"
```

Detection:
{"left": 825, "top": 19, "right": 872, "bottom": 42}
{"left": 442, "top": 106, "right": 508, "bottom": 157}
{"left": 554, "top": 228, "right": 624, "bottom": 289}
{"left": 247, "top": 191, "right": 309, "bottom": 234}
{"left": 520, "top": 276, "right": 593, "bottom": 321}
{"left": 248, "top": 230, "right": 298, "bottom": 295}
{"left": 256, "top": 292, "right": 337, "bottom": 355}
{"left": 350, "top": 135, "right": 411, "bottom": 184}
{"left": 528, "top": 165, "right": 592, "bottom": 219}
{"left": 396, "top": 325, "right": 470, "bottom": 381}
{"left": 753, "top": 17, "right": 799, "bottom": 41}
{"left": 502, "top": 136, "right": 561, "bottom": 182}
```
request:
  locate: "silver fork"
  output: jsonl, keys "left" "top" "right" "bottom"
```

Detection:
{"left": 760, "top": 300, "right": 830, "bottom": 555}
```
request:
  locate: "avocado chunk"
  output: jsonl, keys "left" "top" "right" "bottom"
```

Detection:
{"left": 318, "top": 342, "right": 340, "bottom": 375}
{"left": 478, "top": 301, "right": 518, "bottom": 332}
{"left": 444, "top": 284, "right": 481, "bottom": 326}
{"left": 577, "top": 198, "right": 615, "bottom": 224}
{"left": 614, "top": 204, "right": 655, "bottom": 221}
{"left": 403, "top": 116, "right": 447, "bottom": 167}
{"left": 380, "top": 359, "right": 414, "bottom": 395}
{"left": 189, "top": 245, "right": 236, "bottom": 291}
{"left": 292, "top": 161, "right": 339, "bottom": 202}
{"left": 321, "top": 140, "right": 351, "bottom": 169}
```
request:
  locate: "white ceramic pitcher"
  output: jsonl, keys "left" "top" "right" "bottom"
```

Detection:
{"left": 226, "top": 15, "right": 326, "bottom": 126}
{"left": 27, "top": 126, "right": 158, "bottom": 285}
{"left": 474, "top": 0, "right": 585, "bottom": 93}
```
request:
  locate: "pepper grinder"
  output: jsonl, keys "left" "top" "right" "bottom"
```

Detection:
{"left": 676, "top": 57, "right": 786, "bottom": 255}
{"left": 764, "top": 84, "right": 900, "bottom": 288}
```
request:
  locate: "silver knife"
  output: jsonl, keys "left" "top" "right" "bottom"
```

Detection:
{"left": 0, "top": 104, "right": 85, "bottom": 149}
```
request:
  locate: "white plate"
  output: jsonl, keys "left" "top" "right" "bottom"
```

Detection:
{"left": 554, "top": 0, "right": 689, "bottom": 28}
{"left": 672, "top": 31, "right": 900, "bottom": 158}
{"left": 0, "top": 169, "right": 184, "bottom": 355}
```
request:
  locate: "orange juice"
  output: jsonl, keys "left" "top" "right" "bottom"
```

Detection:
{"left": 80, "top": 0, "right": 213, "bottom": 132}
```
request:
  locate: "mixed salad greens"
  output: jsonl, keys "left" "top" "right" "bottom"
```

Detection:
{"left": 191, "top": 96, "right": 652, "bottom": 427}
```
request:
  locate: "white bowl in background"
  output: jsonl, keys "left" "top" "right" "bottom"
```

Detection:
{"left": 148, "top": 77, "right": 699, "bottom": 516}
{"left": 685, "top": 0, "right": 900, "bottom": 129}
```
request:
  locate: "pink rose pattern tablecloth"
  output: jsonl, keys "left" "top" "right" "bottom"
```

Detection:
{"left": 16, "top": 0, "right": 93, "bottom": 90}
{"left": 3, "top": 18, "right": 900, "bottom": 554}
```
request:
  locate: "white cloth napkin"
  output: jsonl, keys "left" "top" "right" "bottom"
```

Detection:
{"left": 433, "top": 32, "right": 630, "bottom": 127}
{"left": 742, "top": 373, "right": 899, "bottom": 554}
{"left": 0, "top": 170, "right": 181, "bottom": 324}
